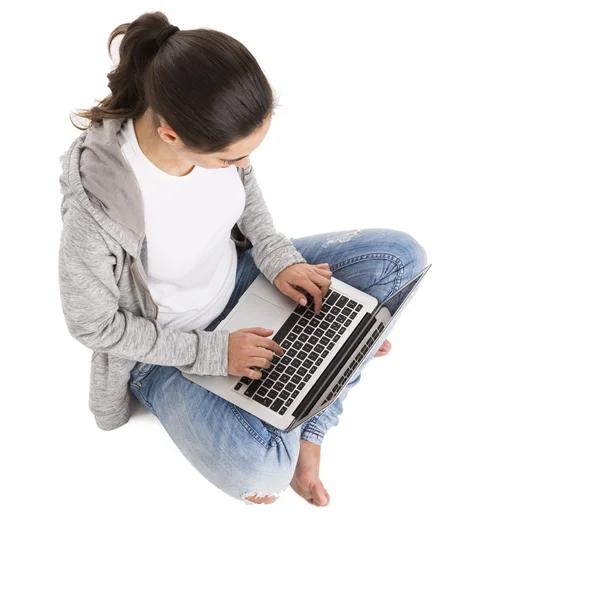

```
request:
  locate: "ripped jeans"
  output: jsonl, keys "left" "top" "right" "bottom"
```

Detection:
{"left": 129, "top": 228, "right": 428, "bottom": 504}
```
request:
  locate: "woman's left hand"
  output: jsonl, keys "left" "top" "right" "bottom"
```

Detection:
{"left": 274, "top": 262, "right": 332, "bottom": 313}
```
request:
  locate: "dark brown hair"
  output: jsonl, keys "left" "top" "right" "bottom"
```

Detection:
{"left": 70, "top": 11, "right": 279, "bottom": 153}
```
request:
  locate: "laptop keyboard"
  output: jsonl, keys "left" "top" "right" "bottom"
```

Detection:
{"left": 323, "top": 320, "right": 386, "bottom": 403}
{"left": 232, "top": 288, "right": 363, "bottom": 416}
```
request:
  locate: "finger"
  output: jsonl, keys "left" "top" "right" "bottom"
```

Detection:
{"left": 280, "top": 280, "right": 309, "bottom": 306}
{"left": 248, "top": 347, "right": 276, "bottom": 362}
{"left": 244, "top": 327, "right": 274, "bottom": 335}
{"left": 247, "top": 356, "right": 271, "bottom": 369}
{"left": 314, "top": 267, "right": 333, "bottom": 277}
{"left": 245, "top": 367, "right": 265, "bottom": 379}
{"left": 302, "top": 278, "right": 325, "bottom": 313}
{"left": 251, "top": 334, "right": 284, "bottom": 356}
{"left": 312, "top": 272, "right": 332, "bottom": 287}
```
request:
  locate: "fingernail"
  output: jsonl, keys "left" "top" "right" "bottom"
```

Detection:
{"left": 299, "top": 298, "right": 307, "bottom": 305}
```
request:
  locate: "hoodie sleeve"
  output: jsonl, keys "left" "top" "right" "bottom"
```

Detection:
{"left": 236, "top": 163, "right": 306, "bottom": 283}
{"left": 58, "top": 203, "right": 230, "bottom": 376}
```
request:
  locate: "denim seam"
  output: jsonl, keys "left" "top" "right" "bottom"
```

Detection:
{"left": 228, "top": 403, "right": 272, "bottom": 449}
{"left": 302, "top": 425, "right": 326, "bottom": 440}
{"left": 330, "top": 252, "right": 405, "bottom": 294}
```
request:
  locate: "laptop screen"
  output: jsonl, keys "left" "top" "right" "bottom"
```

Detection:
{"left": 377, "top": 265, "right": 430, "bottom": 316}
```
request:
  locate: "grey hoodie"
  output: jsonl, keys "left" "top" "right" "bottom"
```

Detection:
{"left": 58, "top": 117, "right": 306, "bottom": 431}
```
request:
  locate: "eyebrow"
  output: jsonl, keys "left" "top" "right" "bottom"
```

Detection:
{"left": 220, "top": 154, "right": 249, "bottom": 162}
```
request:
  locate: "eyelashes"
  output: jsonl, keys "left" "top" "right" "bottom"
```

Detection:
{"left": 220, "top": 159, "right": 237, "bottom": 165}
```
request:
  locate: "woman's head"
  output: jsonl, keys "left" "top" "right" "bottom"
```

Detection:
{"left": 71, "top": 11, "right": 278, "bottom": 169}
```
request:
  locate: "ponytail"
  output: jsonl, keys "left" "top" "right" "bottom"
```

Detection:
{"left": 70, "top": 11, "right": 278, "bottom": 154}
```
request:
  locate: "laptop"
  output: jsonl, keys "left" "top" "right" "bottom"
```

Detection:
{"left": 182, "top": 263, "right": 432, "bottom": 432}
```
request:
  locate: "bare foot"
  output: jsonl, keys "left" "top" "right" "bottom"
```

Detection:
{"left": 374, "top": 338, "right": 392, "bottom": 358}
{"left": 290, "top": 439, "right": 331, "bottom": 507}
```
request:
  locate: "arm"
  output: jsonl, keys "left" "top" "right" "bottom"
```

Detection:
{"left": 236, "top": 163, "right": 306, "bottom": 283}
{"left": 58, "top": 203, "right": 230, "bottom": 375}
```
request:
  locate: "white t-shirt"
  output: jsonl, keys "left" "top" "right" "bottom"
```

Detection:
{"left": 117, "top": 118, "right": 246, "bottom": 332}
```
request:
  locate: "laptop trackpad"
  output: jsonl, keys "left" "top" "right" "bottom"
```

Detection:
{"left": 224, "top": 293, "right": 286, "bottom": 333}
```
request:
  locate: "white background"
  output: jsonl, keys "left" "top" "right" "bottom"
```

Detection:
{"left": 2, "top": 1, "right": 598, "bottom": 598}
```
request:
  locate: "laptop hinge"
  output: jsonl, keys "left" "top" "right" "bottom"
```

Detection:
{"left": 292, "top": 311, "right": 376, "bottom": 419}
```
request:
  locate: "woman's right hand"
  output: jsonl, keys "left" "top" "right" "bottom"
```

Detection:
{"left": 228, "top": 327, "right": 284, "bottom": 379}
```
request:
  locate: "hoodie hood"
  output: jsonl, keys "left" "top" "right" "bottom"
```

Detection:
{"left": 59, "top": 117, "right": 145, "bottom": 258}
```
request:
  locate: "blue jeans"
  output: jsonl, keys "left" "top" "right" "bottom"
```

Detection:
{"left": 129, "top": 228, "right": 427, "bottom": 504}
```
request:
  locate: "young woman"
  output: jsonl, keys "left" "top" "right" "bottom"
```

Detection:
{"left": 58, "top": 12, "right": 428, "bottom": 507}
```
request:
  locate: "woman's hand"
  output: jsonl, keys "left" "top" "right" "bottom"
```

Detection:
{"left": 228, "top": 327, "right": 284, "bottom": 379}
{"left": 274, "top": 262, "right": 333, "bottom": 313}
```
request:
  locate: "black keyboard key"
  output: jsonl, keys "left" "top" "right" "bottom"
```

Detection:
{"left": 285, "top": 399, "right": 293, "bottom": 406}
{"left": 291, "top": 390, "right": 300, "bottom": 398}
{"left": 294, "top": 304, "right": 307, "bottom": 315}
{"left": 305, "top": 326, "right": 315, "bottom": 335}
{"left": 281, "top": 340, "right": 292, "bottom": 349}
{"left": 325, "top": 313, "right": 335, "bottom": 323}
{"left": 263, "top": 379, "right": 274, "bottom": 388}
{"left": 345, "top": 318, "right": 352, "bottom": 326}
{"left": 297, "top": 366, "right": 308, "bottom": 377}
{"left": 347, "top": 300, "right": 357, "bottom": 309}
{"left": 327, "top": 342, "right": 335, "bottom": 350}
{"left": 274, "top": 381, "right": 284, "bottom": 391}
{"left": 299, "top": 333, "right": 309, "bottom": 343}
{"left": 292, "top": 325, "right": 303, "bottom": 335}
{"left": 271, "top": 399, "right": 284, "bottom": 412}
{"left": 308, "top": 351, "right": 319, "bottom": 361}
{"left": 291, "top": 358, "right": 302, "bottom": 368}
{"left": 292, "top": 341, "right": 303, "bottom": 350}
{"left": 315, "top": 327, "right": 326, "bottom": 338}
{"left": 287, "top": 349, "right": 298, "bottom": 358}
{"left": 323, "top": 329, "right": 334, "bottom": 339}
{"left": 322, "top": 350, "right": 329, "bottom": 358}
{"left": 340, "top": 326, "right": 347, "bottom": 334}
{"left": 341, "top": 307, "right": 352, "bottom": 316}
{"left": 304, "top": 344, "right": 313, "bottom": 354}
{"left": 316, "top": 357, "right": 323, "bottom": 366}
{"left": 234, "top": 382, "right": 243, "bottom": 390}
{"left": 336, "top": 296, "right": 349, "bottom": 308}
{"left": 333, "top": 334, "right": 341, "bottom": 342}
{"left": 288, "top": 333, "right": 297, "bottom": 342}
{"left": 280, "top": 391, "right": 290, "bottom": 400}
{"left": 275, "top": 363, "right": 285, "bottom": 373}
{"left": 315, "top": 344, "right": 325, "bottom": 354}
{"left": 305, "top": 360, "right": 314, "bottom": 369}
{"left": 281, "top": 356, "right": 291, "bottom": 365}
{"left": 285, "top": 382, "right": 295, "bottom": 392}
{"left": 273, "top": 313, "right": 300, "bottom": 344}
{"left": 298, "top": 382, "right": 306, "bottom": 390}
{"left": 279, "top": 407, "right": 288, "bottom": 415}
{"left": 292, "top": 375, "right": 302, "bottom": 384}
{"left": 310, "top": 365, "right": 317, "bottom": 374}
{"left": 255, "top": 395, "right": 266, "bottom": 405}
{"left": 329, "top": 292, "right": 340, "bottom": 304}
{"left": 309, "top": 318, "right": 320, "bottom": 327}
{"left": 240, "top": 376, "right": 252, "bottom": 385}
{"left": 244, "top": 377, "right": 264, "bottom": 396}
{"left": 303, "top": 373, "right": 311, "bottom": 382}
{"left": 285, "top": 365, "right": 296, "bottom": 375}
{"left": 331, "top": 322, "right": 341, "bottom": 331}
{"left": 297, "top": 351, "right": 308, "bottom": 361}
{"left": 330, "top": 306, "right": 341, "bottom": 315}
{"left": 270, "top": 371, "right": 280, "bottom": 380}
{"left": 280, "top": 374, "right": 290, "bottom": 383}
{"left": 299, "top": 318, "right": 309, "bottom": 327}
{"left": 349, "top": 312, "right": 357, "bottom": 320}
{"left": 356, "top": 304, "right": 363, "bottom": 311}
{"left": 267, "top": 389, "right": 278, "bottom": 399}
{"left": 308, "top": 335, "right": 319, "bottom": 346}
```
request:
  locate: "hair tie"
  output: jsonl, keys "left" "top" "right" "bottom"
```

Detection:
{"left": 156, "top": 24, "right": 179, "bottom": 48}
